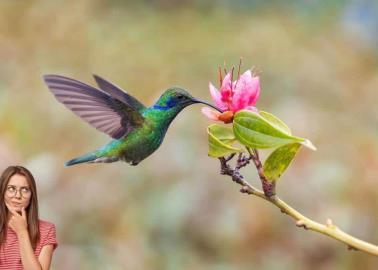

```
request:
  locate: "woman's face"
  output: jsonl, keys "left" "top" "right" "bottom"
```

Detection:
{"left": 4, "top": 174, "right": 31, "bottom": 213}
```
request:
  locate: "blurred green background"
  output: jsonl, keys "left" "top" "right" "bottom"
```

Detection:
{"left": 1, "top": 0, "right": 378, "bottom": 269}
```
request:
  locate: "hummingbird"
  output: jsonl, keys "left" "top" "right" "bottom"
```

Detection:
{"left": 43, "top": 74, "right": 221, "bottom": 166}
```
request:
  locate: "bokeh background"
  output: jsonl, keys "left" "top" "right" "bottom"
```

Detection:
{"left": 0, "top": 0, "right": 378, "bottom": 269}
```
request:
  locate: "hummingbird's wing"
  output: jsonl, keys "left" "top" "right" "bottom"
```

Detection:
{"left": 44, "top": 75, "right": 145, "bottom": 140}
{"left": 93, "top": 75, "right": 146, "bottom": 112}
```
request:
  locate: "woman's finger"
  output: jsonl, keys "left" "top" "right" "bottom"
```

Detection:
{"left": 9, "top": 216, "right": 15, "bottom": 224}
{"left": 6, "top": 204, "right": 20, "bottom": 217}
{"left": 21, "top": 207, "right": 26, "bottom": 219}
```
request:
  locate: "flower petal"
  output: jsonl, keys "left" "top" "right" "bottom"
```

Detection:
{"left": 221, "top": 72, "right": 232, "bottom": 91}
{"left": 209, "top": 82, "right": 228, "bottom": 111}
{"left": 244, "top": 106, "right": 259, "bottom": 112}
{"left": 220, "top": 72, "right": 233, "bottom": 102}
{"left": 231, "top": 70, "right": 260, "bottom": 111}
{"left": 248, "top": 76, "right": 260, "bottom": 106}
{"left": 201, "top": 107, "right": 222, "bottom": 121}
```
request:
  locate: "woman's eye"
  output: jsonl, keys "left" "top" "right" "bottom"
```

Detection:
{"left": 7, "top": 186, "right": 15, "bottom": 192}
{"left": 21, "top": 187, "right": 30, "bottom": 193}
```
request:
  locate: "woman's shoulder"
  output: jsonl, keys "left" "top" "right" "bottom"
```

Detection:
{"left": 38, "top": 219, "right": 56, "bottom": 231}
{"left": 38, "top": 219, "right": 58, "bottom": 249}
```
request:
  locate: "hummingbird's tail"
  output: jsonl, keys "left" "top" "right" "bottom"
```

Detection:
{"left": 65, "top": 152, "right": 97, "bottom": 166}
{"left": 65, "top": 152, "right": 119, "bottom": 166}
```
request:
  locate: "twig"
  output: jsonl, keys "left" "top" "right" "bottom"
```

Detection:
{"left": 218, "top": 155, "right": 378, "bottom": 257}
{"left": 248, "top": 148, "right": 276, "bottom": 197}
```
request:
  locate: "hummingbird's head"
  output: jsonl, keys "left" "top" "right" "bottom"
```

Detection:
{"left": 154, "top": 87, "right": 222, "bottom": 112}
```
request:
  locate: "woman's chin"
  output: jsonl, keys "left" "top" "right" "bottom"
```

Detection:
{"left": 7, "top": 204, "right": 23, "bottom": 213}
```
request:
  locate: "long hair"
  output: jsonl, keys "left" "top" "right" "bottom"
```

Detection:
{"left": 0, "top": 166, "right": 40, "bottom": 249}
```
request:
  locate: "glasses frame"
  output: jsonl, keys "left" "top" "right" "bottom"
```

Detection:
{"left": 5, "top": 185, "right": 32, "bottom": 198}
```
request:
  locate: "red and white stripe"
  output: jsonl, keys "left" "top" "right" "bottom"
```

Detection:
{"left": 0, "top": 220, "right": 58, "bottom": 269}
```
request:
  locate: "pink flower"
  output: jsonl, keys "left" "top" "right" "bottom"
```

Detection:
{"left": 202, "top": 69, "right": 260, "bottom": 123}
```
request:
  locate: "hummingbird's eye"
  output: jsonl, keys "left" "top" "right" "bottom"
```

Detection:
{"left": 177, "top": 94, "right": 185, "bottom": 100}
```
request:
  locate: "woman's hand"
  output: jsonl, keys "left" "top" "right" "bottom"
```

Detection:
{"left": 6, "top": 204, "right": 28, "bottom": 235}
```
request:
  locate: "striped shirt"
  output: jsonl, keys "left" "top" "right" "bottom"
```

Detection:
{"left": 0, "top": 220, "right": 58, "bottom": 269}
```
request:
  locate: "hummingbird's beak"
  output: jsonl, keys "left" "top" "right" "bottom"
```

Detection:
{"left": 191, "top": 98, "right": 223, "bottom": 113}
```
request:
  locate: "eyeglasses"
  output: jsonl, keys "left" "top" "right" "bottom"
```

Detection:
{"left": 5, "top": 185, "right": 31, "bottom": 198}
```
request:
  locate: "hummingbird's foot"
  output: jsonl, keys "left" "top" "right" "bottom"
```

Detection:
{"left": 129, "top": 161, "right": 139, "bottom": 166}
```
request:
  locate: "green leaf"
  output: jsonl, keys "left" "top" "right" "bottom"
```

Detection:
{"left": 263, "top": 143, "right": 301, "bottom": 182}
{"left": 259, "top": 111, "right": 291, "bottom": 135}
{"left": 207, "top": 124, "right": 242, "bottom": 158}
{"left": 233, "top": 110, "right": 316, "bottom": 150}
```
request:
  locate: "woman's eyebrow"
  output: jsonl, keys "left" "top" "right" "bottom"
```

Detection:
{"left": 7, "top": 185, "right": 30, "bottom": 188}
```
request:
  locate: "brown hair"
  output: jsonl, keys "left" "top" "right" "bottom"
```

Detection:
{"left": 0, "top": 166, "right": 40, "bottom": 249}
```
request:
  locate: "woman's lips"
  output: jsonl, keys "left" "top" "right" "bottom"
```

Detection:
{"left": 11, "top": 202, "right": 23, "bottom": 207}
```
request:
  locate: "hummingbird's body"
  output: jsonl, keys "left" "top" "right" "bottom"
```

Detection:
{"left": 44, "top": 74, "right": 219, "bottom": 166}
{"left": 88, "top": 107, "right": 179, "bottom": 165}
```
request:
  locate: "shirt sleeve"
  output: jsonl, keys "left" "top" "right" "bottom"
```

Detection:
{"left": 42, "top": 223, "right": 58, "bottom": 251}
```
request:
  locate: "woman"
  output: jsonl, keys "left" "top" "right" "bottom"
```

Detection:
{"left": 0, "top": 166, "right": 57, "bottom": 270}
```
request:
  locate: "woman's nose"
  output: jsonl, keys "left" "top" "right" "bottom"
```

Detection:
{"left": 14, "top": 190, "right": 22, "bottom": 199}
